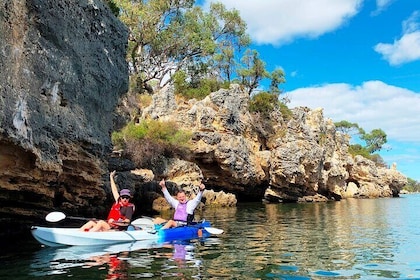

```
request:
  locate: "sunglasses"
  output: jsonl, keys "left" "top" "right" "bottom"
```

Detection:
{"left": 121, "top": 196, "right": 130, "bottom": 200}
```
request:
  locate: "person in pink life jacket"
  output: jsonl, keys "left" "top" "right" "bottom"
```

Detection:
{"left": 154, "top": 179, "right": 205, "bottom": 229}
{"left": 80, "top": 170, "right": 135, "bottom": 232}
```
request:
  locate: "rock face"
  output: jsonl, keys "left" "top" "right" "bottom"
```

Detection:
{"left": 0, "top": 0, "right": 128, "bottom": 235}
{"left": 142, "top": 84, "right": 407, "bottom": 202}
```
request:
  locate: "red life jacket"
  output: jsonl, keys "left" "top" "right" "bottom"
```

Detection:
{"left": 107, "top": 201, "right": 135, "bottom": 222}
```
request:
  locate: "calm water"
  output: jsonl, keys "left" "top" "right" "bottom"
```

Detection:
{"left": 1, "top": 194, "right": 420, "bottom": 279}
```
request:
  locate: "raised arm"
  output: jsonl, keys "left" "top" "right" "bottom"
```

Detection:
{"left": 110, "top": 170, "right": 120, "bottom": 202}
{"left": 186, "top": 182, "right": 205, "bottom": 213}
{"left": 160, "top": 179, "right": 179, "bottom": 208}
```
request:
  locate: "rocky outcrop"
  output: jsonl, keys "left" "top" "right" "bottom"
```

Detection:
{"left": 144, "top": 85, "right": 270, "bottom": 198}
{"left": 142, "top": 84, "right": 407, "bottom": 202}
{"left": 0, "top": 0, "right": 128, "bottom": 235}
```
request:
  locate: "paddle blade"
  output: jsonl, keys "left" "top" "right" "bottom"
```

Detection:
{"left": 204, "top": 227, "right": 224, "bottom": 235}
{"left": 131, "top": 218, "right": 155, "bottom": 228}
{"left": 45, "top": 211, "right": 66, "bottom": 222}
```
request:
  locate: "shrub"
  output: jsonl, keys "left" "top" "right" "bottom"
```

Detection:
{"left": 125, "top": 138, "right": 165, "bottom": 168}
{"left": 138, "top": 94, "right": 152, "bottom": 108}
{"left": 348, "top": 144, "right": 387, "bottom": 167}
{"left": 111, "top": 119, "right": 192, "bottom": 168}
{"left": 348, "top": 144, "right": 371, "bottom": 158}
{"left": 111, "top": 131, "right": 125, "bottom": 150}
{"left": 279, "top": 102, "right": 293, "bottom": 120}
{"left": 174, "top": 70, "right": 229, "bottom": 100}
{"left": 403, "top": 178, "right": 420, "bottom": 192}
{"left": 249, "top": 91, "right": 292, "bottom": 119}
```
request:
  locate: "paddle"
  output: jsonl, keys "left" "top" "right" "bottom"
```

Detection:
{"left": 204, "top": 227, "right": 224, "bottom": 234}
{"left": 45, "top": 212, "right": 223, "bottom": 234}
{"left": 133, "top": 216, "right": 224, "bottom": 235}
{"left": 130, "top": 217, "right": 155, "bottom": 229}
{"left": 45, "top": 211, "right": 154, "bottom": 229}
{"left": 45, "top": 211, "right": 94, "bottom": 222}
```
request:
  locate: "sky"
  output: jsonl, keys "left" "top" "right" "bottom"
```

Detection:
{"left": 202, "top": 0, "right": 420, "bottom": 181}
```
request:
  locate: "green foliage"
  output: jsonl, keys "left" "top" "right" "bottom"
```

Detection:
{"left": 248, "top": 91, "right": 292, "bottom": 121}
{"left": 105, "top": 0, "right": 120, "bottom": 17}
{"left": 348, "top": 144, "right": 387, "bottom": 167}
{"left": 173, "top": 70, "right": 229, "bottom": 100}
{"left": 113, "top": 0, "right": 287, "bottom": 104}
{"left": 249, "top": 92, "right": 279, "bottom": 117}
{"left": 348, "top": 144, "right": 371, "bottom": 159}
{"left": 213, "top": 46, "right": 235, "bottom": 82}
{"left": 269, "top": 68, "right": 286, "bottom": 94}
{"left": 117, "top": 120, "right": 191, "bottom": 146}
{"left": 334, "top": 120, "right": 360, "bottom": 135}
{"left": 111, "top": 119, "right": 192, "bottom": 168}
{"left": 361, "top": 128, "right": 387, "bottom": 154}
{"left": 335, "top": 120, "right": 387, "bottom": 155}
{"left": 403, "top": 178, "right": 420, "bottom": 192}
{"left": 114, "top": 0, "right": 248, "bottom": 93}
{"left": 173, "top": 70, "right": 189, "bottom": 95}
{"left": 111, "top": 131, "right": 125, "bottom": 150}
{"left": 237, "top": 49, "right": 270, "bottom": 95}
{"left": 279, "top": 102, "right": 293, "bottom": 120}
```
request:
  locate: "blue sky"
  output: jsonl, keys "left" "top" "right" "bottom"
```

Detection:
{"left": 203, "top": 0, "right": 420, "bottom": 181}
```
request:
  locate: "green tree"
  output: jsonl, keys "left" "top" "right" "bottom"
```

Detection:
{"left": 237, "top": 49, "right": 270, "bottom": 95}
{"left": 269, "top": 68, "right": 286, "bottom": 95}
{"left": 361, "top": 128, "right": 387, "bottom": 154}
{"left": 114, "top": 0, "right": 249, "bottom": 93}
{"left": 404, "top": 178, "right": 420, "bottom": 192}
{"left": 336, "top": 120, "right": 387, "bottom": 155}
{"left": 334, "top": 120, "right": 361, "bottom": 135}
{"left": 213, "top": 45, "right": 235, "bottom": 82}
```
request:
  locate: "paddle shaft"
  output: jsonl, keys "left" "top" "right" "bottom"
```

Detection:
{"left": 67, "top": 216, "right": 132, "bottom": 228}
{"left": 66, "top": 216, "right": 96, "bottom": 221}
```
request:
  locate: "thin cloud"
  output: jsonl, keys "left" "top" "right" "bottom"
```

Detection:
{"left": 374, "top": 11, "right": 420, "bottom": 65}
{"left": 287, "top": 81, "right": 420, "bottom": 142}
{"left": 371, "top": 0, "right": 394, "bottom": 15}
{"left": 203, "top": 0, "right": 362, "bottom": 45}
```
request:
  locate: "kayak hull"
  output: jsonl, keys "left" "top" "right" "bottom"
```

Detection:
{"left": 31, "top": 221, "right": 211, "bottom": 247}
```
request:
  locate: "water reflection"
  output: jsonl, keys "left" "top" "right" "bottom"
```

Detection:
{"left": 197, "top": 197, "right": 420, "bottom": 279}
{"left": 29, "top": 237, "right": 223, "bottom": 279}
{"left": 5, "top": 195, "right": 420, "bottom": 279}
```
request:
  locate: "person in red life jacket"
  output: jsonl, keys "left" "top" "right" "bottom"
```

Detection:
{"left": 80, "top": 171, "right": 135, "bottom": 232}
{"left": 154, "top": 179, "right": 205, "bottom": 229}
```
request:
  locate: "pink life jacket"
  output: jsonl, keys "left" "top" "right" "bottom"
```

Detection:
{"left": 173, "top": 202, "right": 188, "bottom": 222}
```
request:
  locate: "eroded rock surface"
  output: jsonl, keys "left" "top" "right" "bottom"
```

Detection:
{"left": 0, "top": 0, "right": 128, "bottom": 236}
{"left": 142, "top": 84, "right": 407, "bottom": 203}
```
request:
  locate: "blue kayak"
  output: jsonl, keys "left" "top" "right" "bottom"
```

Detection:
{"left": 156, "top": 221, "right": 211, "bottom": 242}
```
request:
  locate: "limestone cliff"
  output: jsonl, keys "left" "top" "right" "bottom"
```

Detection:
{"left": 142, "top": 84, "right": 407, "bottom": 202}
{"left": 0, "top": 0, "right": 128, "bottom": 236}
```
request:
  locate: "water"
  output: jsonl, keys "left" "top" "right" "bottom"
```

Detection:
{"left": 2, "top": 194, "right": 420, "bottom": 279}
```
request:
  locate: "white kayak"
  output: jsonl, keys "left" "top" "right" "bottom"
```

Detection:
{"left": 31, "top": 226, "right": 158, "bottom": 247}
{"left": 31, "top": 220, "right": 220, "bottom": 247}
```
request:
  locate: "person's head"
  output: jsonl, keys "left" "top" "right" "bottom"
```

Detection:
{"left": 175, "top": 189, "right": 187, "bottom": 204}
{"left": 119, "top": 189, "right": 131, "bottom": 204}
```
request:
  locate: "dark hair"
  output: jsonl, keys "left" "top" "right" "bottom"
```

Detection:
{"left": 175, "top": 188, "right": 185, "bottom": 195}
